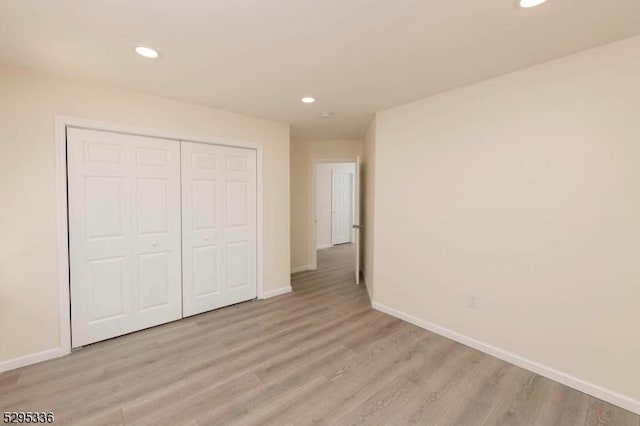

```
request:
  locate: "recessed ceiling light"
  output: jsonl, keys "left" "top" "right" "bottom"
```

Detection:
{"left": 135, "top": 46, "right": 159, "bottom": 59}
{"left": 519, "top": 0, "right": 548, "bottom": 8}
{"left": 301, "top": 97, "right": 315, "bottom": 104}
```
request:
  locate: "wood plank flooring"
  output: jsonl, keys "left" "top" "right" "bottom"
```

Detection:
{"left": 1, "top": 243, "right": 638, "bottom": 425}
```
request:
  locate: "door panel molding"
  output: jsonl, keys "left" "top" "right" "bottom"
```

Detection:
{"left": 54, "top": 116, "right": 264, "bottom": 359}
{"left": 67, "top": 127, "right": 182, "bottom": 347}
{"left": 181, "top": 141, "right": 257, "bottom": 317}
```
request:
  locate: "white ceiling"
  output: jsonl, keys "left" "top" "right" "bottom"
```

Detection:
{"left": 1, "top": 0, "right": 639, "bottom": 141}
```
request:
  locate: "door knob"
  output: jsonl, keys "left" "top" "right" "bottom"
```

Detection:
{"left": 152, "top": 241, "right": 158, "bottom": 247}
{"left": 204, "top": 235, "right": 210, "bottom": 241}
{"left": 352, "top": 225, "right": 364, "bottom": 229}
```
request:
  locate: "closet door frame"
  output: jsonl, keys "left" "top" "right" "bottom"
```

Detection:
{"left": 54, "top": 116, "right": 264, "bottom": 356}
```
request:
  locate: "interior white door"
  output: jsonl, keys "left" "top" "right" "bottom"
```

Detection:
{"left": 331, "top": 170, "right": 352, "bottom": 245}
{"left": 68, "top": 128, "right": 182, "bottom": 347}
{"left": 181, "top": 141, "right": 257, "bottom": 317}
{"left": 354, "top": 156, "right": 361, "bottom": 284}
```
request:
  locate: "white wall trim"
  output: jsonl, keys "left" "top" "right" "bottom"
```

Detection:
{"left": 255, "top": 144, "right": 265, "bottom": 300}
{"left": 0, "top": 348, "right": 67, "bottom": 373}
{"left": 316, "top": 244, "right": 333, "bottom": 250}
{"left": 372, "top": 301, "right": 640, "bottom": 415}
{"left": 50, "top": 115, "right": 265, "bottom": 368}
{"left": 261, "top": 286, "right": 292, "bottom": 299}
{"left": 54, "top": 118, "right": 72, "bottom": 361}
{"left": 291, "top": 265, "right": 315, "bottom": 274}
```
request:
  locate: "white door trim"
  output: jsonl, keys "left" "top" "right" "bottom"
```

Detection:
{"left": 309, "top": 158, "right": 358, "bottom": 271}
{"left": 55, "top": 116, "right": 264, "bottom": 358}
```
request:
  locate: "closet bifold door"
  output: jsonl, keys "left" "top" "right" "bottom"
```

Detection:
{"left": 181, "top": 141, "right": 257, "bottom": 317}
{"left": 67, "top": 128, "right": 182, "bottom": 347}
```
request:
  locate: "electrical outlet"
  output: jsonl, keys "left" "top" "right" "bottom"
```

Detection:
{"left": 468, "top": 295, "right": 480, "bottom": 310}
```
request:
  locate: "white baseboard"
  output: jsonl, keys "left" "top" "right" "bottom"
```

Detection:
{"left": 261, "top": 286, "right": 292, "bottom": 299}
{"left": 291, "top": 265, "right": 315, "bottom": 274}
{"left": 0, "top": 347, "right": 68, "bottom": 373}
{"left": 316, "top": 244, "right": 333, "bottom": 250}
{"left": 372, "top": 301, "right": 640, "bottom": 415}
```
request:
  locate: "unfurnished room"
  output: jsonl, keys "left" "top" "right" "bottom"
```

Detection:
{"left": 1, "top": 0, "right": 640, "bottom": 425}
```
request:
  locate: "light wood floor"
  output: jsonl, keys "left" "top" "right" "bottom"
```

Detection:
{"left": 1, "top": 243, "right": 638, "bottom": 425}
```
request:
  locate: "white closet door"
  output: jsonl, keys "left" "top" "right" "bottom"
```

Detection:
{"left": 68, "top": 128, "right": 182, "bottom": 347}
{"left": 331, "top": 170, "right": 352, "bottom": 245}
{"left": 181, "top": 141, "right": 257, "bottom": 317}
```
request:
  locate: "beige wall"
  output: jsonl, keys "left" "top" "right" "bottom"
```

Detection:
{"left": 362, "top": 119, "right": 376, "bottom": 298}
{"left": 290, "top": 139, "right": 362, "bottom": 271}
{"left": 0, "top": 63, "right": 290, "bottom": 364}
{"left": 371, "top": 35, "right": 640, "bottom": 403}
